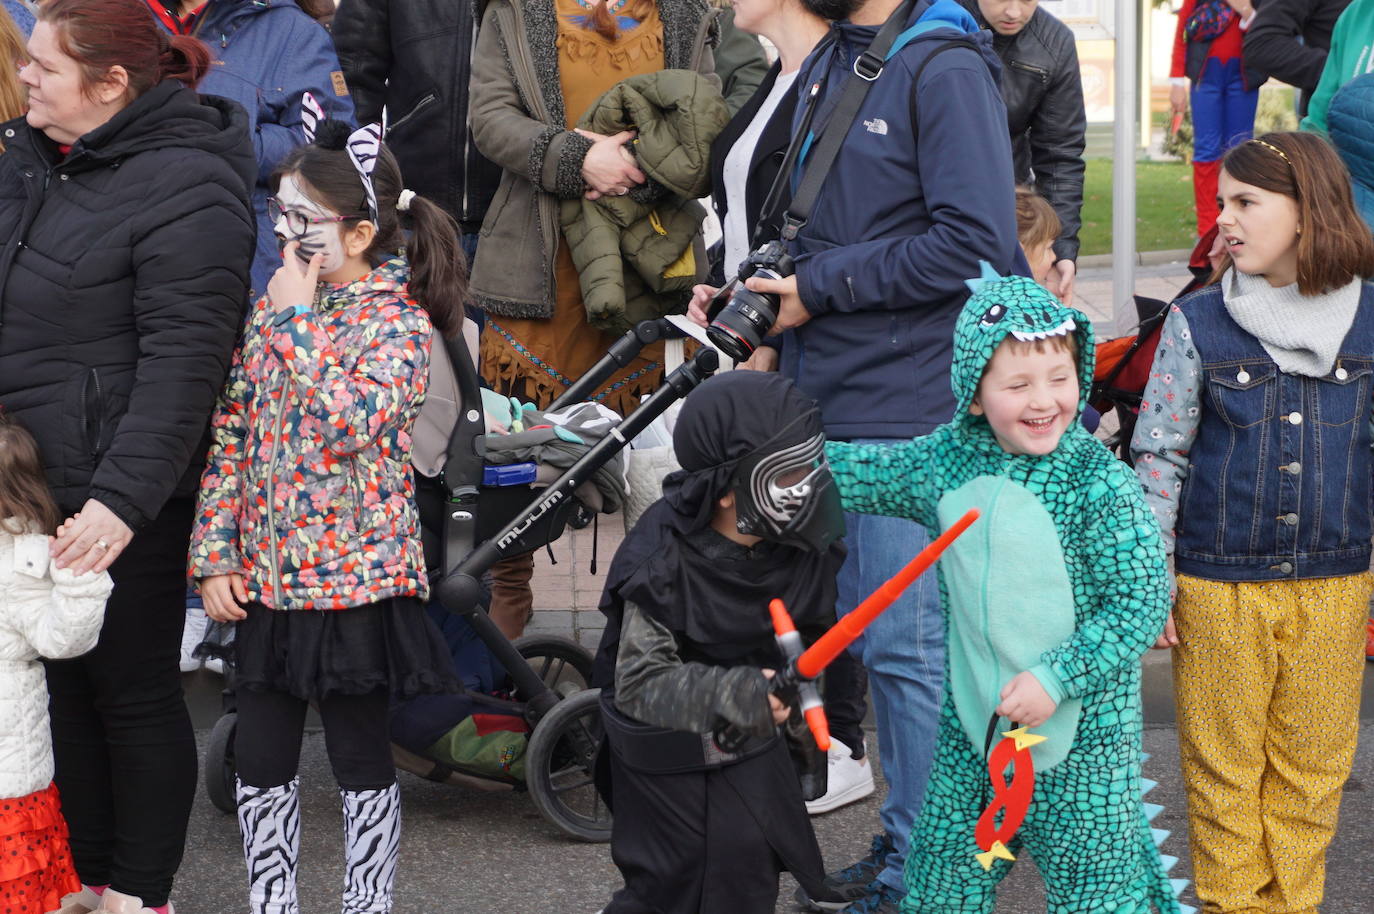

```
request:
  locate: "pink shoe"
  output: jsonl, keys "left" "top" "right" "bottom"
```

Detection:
{"left": 92, "top": 888, "right": 175, "bottom": 914}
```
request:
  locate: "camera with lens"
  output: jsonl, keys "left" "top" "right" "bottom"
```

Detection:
{"left": 705, "top": 240, "right": 795, "bottom": 362}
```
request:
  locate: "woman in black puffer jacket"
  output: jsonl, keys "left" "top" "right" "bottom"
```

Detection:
{"left": 0, "top": 0, "right": 254, "bottom": 910}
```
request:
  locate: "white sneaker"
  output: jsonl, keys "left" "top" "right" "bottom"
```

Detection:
{"left": 805, "top": 737, "right": 875, "bottom": 815}
{"left": 53, "top": 886, "right": 103, "bottom": 914}
{"left": 93, "top": 888, "right": 175, "bottom": 913}
{"left": 180, "top": 603, "right": 206, "bottom": 673}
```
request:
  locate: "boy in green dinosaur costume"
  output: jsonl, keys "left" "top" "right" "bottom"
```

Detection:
{"left": 826, "top": 266, "right": 1187, "bottom": 914}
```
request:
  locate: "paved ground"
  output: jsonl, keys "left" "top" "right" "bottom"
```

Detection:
{"left": 176, "top": 687, "right": 1374, "bottom": 913}
{"left": 173, "top": 258, "right": 1374, "bottom": 912}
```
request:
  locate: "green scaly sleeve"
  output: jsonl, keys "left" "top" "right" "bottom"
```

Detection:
{"left": 825, "top": 436, "right": 942, "bottom": 530}
{"left": 1030, "top": 474, "right": 1170, "bottom": 701}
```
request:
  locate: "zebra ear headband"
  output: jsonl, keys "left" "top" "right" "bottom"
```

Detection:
{"left": 301, "top": 92, "right": 384, "bottom": 223}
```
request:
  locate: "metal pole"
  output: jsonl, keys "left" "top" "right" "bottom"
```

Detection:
{"left": 1111, "top": 0, "right": 1138, "bottom": 336}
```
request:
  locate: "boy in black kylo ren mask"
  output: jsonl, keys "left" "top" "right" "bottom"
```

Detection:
{"left": 592, "top": 371, "right": 848, "bottom": 913}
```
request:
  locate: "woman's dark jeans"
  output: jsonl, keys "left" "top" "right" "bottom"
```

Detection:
{"left": 44, "top": 497, "right": 198, "bottom": 908}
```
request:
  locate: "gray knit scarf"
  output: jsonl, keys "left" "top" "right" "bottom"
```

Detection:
{"left": 1223, "top": 270, "right": 1363, "bottom": 377}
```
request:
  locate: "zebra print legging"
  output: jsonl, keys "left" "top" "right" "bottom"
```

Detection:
{"left": 234, "top": 686, "right": 394, "bottom": 790}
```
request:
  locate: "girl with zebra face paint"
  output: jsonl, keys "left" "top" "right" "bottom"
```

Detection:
{"left": 191, "top": 116, "right": 470, "bottom": 914}
{"left": 270, "top": 172, "right": 353, "bottom": 276}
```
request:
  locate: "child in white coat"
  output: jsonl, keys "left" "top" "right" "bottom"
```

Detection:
{"left": 0, "top": 411, "right": 111, "bottom": 914}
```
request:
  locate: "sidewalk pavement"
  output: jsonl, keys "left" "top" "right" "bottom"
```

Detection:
{"left": 176, "top": 708, "right": 1374, "bottom": 913}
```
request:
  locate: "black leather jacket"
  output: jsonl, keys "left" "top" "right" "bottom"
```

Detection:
{"left": 1243, "top": 0, "right": 1343, "bottom": 106}
{"left": 333, "top": 0, "right": 504, "bottom": 233}
{"left": 962, "top": 1, "right": 1085, "bottom": 262}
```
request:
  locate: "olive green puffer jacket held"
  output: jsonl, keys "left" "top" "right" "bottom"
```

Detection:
{"left": 560, "top": 70, "right": 728, "bottom": 334}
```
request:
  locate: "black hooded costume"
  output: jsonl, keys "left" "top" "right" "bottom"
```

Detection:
{"left": 593, "top": 372, "right": 846, "bottom": 913}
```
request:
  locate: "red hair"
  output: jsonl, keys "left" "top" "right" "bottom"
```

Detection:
{"left": 39, "top": 0, "right": 211, "bottom": 99}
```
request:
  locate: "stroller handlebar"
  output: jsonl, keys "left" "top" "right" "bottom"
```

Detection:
{"left": 547, "top": 318, "right": 692, "bottom": 412}
{"left": 434, "top": 331, "right": 717, "bottom": 715}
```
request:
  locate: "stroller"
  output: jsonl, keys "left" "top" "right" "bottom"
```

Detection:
{"left": 199, "top": 318, "right": 718, "bottom": 843}
{"left": 1090, "top": 228, "right": 1218, "bottom": 457}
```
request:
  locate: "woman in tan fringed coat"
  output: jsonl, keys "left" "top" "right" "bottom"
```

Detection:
{"left": 468, "top": 0, "right": 719, "bottom": 636}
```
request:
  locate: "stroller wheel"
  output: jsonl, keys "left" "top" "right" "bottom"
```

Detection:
{"left": 512, "top": 635, "right": 595, "bottom": 699}
{"left": 204, "top": 711, "right": 238, "bottom": 814}
{"left": 525, "top": 688, "right": 610, "bottom": 842}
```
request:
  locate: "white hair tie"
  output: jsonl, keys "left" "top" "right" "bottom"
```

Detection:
{"left": 396, "top": 189, "right": 417, "bottom": 213}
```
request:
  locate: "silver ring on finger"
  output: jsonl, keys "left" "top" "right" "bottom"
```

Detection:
{"left": 94, "top": 539, "right": 110, "bottom": 551}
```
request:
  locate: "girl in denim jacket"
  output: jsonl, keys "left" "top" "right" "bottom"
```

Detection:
{"left": 1131, "top": 132, "right": 1374, "bottom": 914}
{"left": 189, "top": 118, "right": 467, "bottom": 914}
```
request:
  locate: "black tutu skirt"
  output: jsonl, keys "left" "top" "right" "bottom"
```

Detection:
{"left": 233, "top": 596, "right": 462, "bottom": 701}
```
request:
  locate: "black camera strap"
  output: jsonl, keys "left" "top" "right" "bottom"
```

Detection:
{"left": 750, "top": 31, "right": 837, "bottom": 250}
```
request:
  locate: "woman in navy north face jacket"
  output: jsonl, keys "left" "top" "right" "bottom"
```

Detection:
{"left": 146, "top": 0, "right": 355, "bottom": 298}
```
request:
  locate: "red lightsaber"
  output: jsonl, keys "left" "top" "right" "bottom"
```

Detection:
{"left": 713, "top": 508, "right": 980, "bottom": 753}
{"left": 797, "top": 508, "right": 980, "bottom": 680}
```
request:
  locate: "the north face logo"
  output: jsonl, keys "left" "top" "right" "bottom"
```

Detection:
{"left": 864, "top": 118, "right": 889, "bottom": 135}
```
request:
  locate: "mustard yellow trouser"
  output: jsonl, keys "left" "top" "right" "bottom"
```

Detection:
{"left": 1173, "top": 572, "right": 1370, "bottom": 914}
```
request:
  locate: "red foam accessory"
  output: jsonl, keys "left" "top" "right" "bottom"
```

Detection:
{"left": 975, "top": 735, "right": 1035, "bottom": 852}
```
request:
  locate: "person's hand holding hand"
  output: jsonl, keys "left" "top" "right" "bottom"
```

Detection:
{"left": 1151, "top": 566, "right": 1181, "bottom": 649}
{"left": 577, "top": 129, "right": 644, "bottom": 199}
{"left": 267, "top": 242, "right": 322, "bottom": 321}
{"left": 1170, "top": 83, "right": 1188, "bottom": 116}
{"left": 1224, "top": 0, "right": 1254, "bottom": 18}
{"left": 201, "top": 573, "right": 250, "bottom": 622}
{"left": 1047, "top": 259, "right": 1076, "bottom": 304}
{"left": 688, "top": 283, "right": 720, "bottom": 327}
{"left": 995, "top": 671, "right": 1057, "bottom": 728}
{"left": 748, "top": 274, "right": 808, "bottom": 334}
{"left": 1152, "top": 612, "right": 1179, "bottom": 650}
{"left": 51, "top": 499, "right": 133, "bottom": 574}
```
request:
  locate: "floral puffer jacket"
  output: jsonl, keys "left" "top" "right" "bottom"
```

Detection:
{"left": 190, "top": 258, "right": 431, "bottom": 610}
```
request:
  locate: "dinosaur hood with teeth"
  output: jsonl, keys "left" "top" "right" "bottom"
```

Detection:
{"left": 950, "top": 262, "right": 1096, "bottom": 428}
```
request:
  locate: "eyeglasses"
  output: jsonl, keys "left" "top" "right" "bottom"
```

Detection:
{"left": 267, "top": 197, "right": 353, "bottom": 235}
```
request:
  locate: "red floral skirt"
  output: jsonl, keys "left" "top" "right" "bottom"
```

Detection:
{"left": 0, "top": 782, "right": 80, "bottom": 913}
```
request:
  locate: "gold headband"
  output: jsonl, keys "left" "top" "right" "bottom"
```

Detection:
{"left": 1251, "top": 139, "right": 1292, "bottom": 165}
